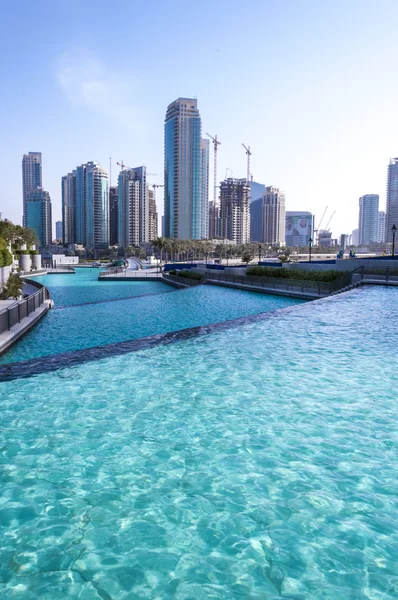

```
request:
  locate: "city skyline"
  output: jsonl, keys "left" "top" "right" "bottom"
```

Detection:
{"left": 2, "top": 2, "right": 398, "bottom": 239}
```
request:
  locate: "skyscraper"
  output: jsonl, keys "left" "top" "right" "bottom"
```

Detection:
{"left": 61, "top": 162, "right": 109, "bottom": 251}
{"left": 22, "top": 152, "right": 42, "bottom": 226}
{"left": 118, "top": 166, "right": 148, "bottom": 248}
{"left": 62, "top": 172, "right": 76, "bottom": 245}
{"left": 109, "top": 186, "right": 118, "bottom": 246}
{"left": 386, "top": 158, "right": 398, "bottom": 243}
{"left": 358, "top": 194, "right": 379, "bottom": 245}
{"left": 148, "top": 187, "right": 158, "bottom": 241}
{"left": 378, "top": 211, "right": 386, "bottom": 243}
{"left": 220, "top": 178, "right": 250, "bottom": 244}
{"left": 164, "top": 98, "right": 203, "bottom": 239}
{"left": 250, "top": 181, "right": 266, "bottom": 242}
{"left": 25, "top": 189, "right": 52, "bottom": 246}
{"left": 262, "top": 186, "right": 286, "bottom": 246}
{"left": 199, "top": 139, "right": 209, "bottom": 239}
{"left": 56, "top": 221, "right": 63, "bottom": 241}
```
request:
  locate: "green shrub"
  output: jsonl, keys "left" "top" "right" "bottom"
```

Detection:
{"left": 13, "top": 253, "right": 20, "bottom": 260}
{"left": 246, "top": 266, "right": 342, "bottom": 282}
{"left": 177, "top": 269, "right": 202, "bottom": 281}
{"left": 0, "top": 237, "right": 12, "bottom": 268}
{"left": 168, "top": 269, "right": 177, "bottom": 275}
{"left": 19, "top": 249, "right": 29, "bottom": 255}
{"left": 30, "top": 250, "right": 39, "bottom": 255}
{"left": 1, "top": 273, "right": 22, "bottom": 300}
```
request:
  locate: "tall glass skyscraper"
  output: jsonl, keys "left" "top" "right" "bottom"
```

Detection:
{"left": 386, "top": 158, "right": 398, "bottom": 243}
{"left": 22, "top": 152, "right": 42, "bottom": 226}
{"left": 164, "top": 98, "right": 204, "bottom": 239}
{"left": 25, "top": 189, "right": 52, "bottom": 247}
{"left": 358, "top": 194, "right": 379, "bottom": 245}
{"left": 62, "top": 162, "right": 109, "bottom": 251}
{"left": 199, "top": 138, "right": 209, "bottom": 239}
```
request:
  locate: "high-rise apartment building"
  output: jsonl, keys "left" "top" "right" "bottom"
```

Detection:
{"left": 208, "top": 203, "right": 221, "bottom": 239}
{"left": 109, "top": 186, "right": 118, "bottom": 246}
{"left": 351, "top": 228, "right": 359, "bottom": 246}
{"left": 386, "top": 158, "right": 398, "bottom": 243}
{"left": 285, "top": 211, "right": 314, "bottom": 247}
{"left": 220, "top": 178, "right": 250, "bottom": 244}
{"left": 378, "top": 211, "right": 386, "bottom": 243}
{"left": 148, "top": 187, "right": 158, "bottom": 241}
{"left": 56, "top": 221, "right": 63, "bottom": 241}
{"left": 25, "top": 189, "right": 52, "bottom": 246}
{"left": 250, "top": 181, "right": 266, "bottom": 242}
{"left": 22, "top": 152, "right": 42, "bottom": 226}
{"left": 118, "top": 166, "right": 148, "bottom": 248}
{"left": 262, "top": 186, "right": 286, "bottom": 246}
{"left": 61, "top": 173, "right": 76, "bottom": 245}
{"left": 164, "top": 98, "right": 204, "bottom": 239}
{"left": 358, "top": 194, "right": 379, "bottom": 245}
{"left": 199, "top": 139, "right": 209, "bottom": 239}
{"left": 61, "top": 162, "right": 109, "bottom": 251}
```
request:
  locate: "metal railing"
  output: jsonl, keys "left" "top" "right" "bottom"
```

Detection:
{"left": 201, "top": 267, "right": 365, "bottom": 296}
{"left": 0, "top": 280, "right": 50, "bottom": 335}
{"left": 99, "top": 267, "right": 161, "bottom": 278}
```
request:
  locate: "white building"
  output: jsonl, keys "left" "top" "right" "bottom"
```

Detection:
{"left": 358, "top": 194, "right": 379, "bottom": 245}
{"left": 377, "top": 211, "right": 386, "bottom": 243}
{"left": 386, "top": 158, "right": 398, "bottom": 243}
{"left": 351, "top": 228, "right": 359, "bottom": 246}
{"left": 262, "top": 186, "right": 286, "bottom": 246}
{"left": 118, "top": 166, "right": 148, "bottom": 248}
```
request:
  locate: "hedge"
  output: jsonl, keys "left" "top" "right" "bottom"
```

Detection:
{"left": 0, "top": 237, "right": 12, "bottom": 268}
{"left": 246, "top": 266, "right": 342, "bottom": 282}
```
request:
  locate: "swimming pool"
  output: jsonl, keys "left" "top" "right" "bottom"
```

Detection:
{"left": 1, "top": 273, "right": 301, "bottom": 364}
{"left": 31, "top": 269, "right": 169, "bottom": 307}
{"left": 0, "top": 285, "right": 397, "bottom": 599}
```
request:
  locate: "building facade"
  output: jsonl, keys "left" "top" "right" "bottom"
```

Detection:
{"left": 199, "top": 138, "right": 210, "bottom": 239}
{"left": 208, "top": 202, "right": 221, "bottom": 239}
{"left": 22, "top": 152, "right": 42, "bottom": 227}
{"left": 164, "top": 98, "right": 203, "bottom": 239}
{"left": 109, "top": 186, "right": 118, "bottom": 246}
{"left": 118, "top": 166, "right": 148, "bottom": 248}
{"left": 220, "top": 178, "right": 250, "bottom": 244}
{"left": 262, "top": 186, "right": 286, "bottom": 246}
{"left": 358, "top": 194, "right": 379, "bottom": 245}
{"left": 378, "top": 211, "right": 386, "bottom": 243}
{"left": 351, "top": 228, "right": 359, "bottom": 246}
{"left": 250, "top": 181, "right": 266, "bottom": 242}
{"left": 285, "top": 211, "right": 314, "bottom": 247}
{"left": 25, "top": 188, "right": 52, "bottom": 247}
{"left": 148, "top": 187, "right": 158, "bottom": 241}
{"left": 61, "top": 162, "right": 109, "bottom": 251}
{"left": 386, "top": 158, "right": 398, "bottom": 243}
{"left": 56, "top": 221, "right": 63, "bottom": 241}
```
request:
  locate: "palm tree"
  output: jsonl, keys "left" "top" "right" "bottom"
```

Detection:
{"left": 153, "top": 236, "right": 166, "bottom": 265}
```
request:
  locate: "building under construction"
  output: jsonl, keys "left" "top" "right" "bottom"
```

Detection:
{"left": 220, "top": 178, "right": 250, "bottom": 244}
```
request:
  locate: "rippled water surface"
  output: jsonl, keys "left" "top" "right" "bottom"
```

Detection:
{"left": 1, "top": 273, "right": 300, "bottom": 363}
{"left": 31, "top": 269, "right": 169, "bottom": 307}
{"left": 0, "top": 286, "right": 397, "bottom": 599}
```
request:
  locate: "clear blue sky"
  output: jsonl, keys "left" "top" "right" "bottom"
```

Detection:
{"left": 1, "top": 0, "right": 398, "bottom": 238}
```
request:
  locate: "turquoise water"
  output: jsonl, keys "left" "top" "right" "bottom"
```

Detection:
{"left": 0, "top": 286, "right": 397, "bottom": 598}
{"left": 1, "top": 275, "right": 301, "bottom": 364}
{"left": 31, "top": 269, "right": 169, "bottom": 307}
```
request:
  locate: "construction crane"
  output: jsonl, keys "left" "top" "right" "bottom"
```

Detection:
{"left": 313, "top": 205, "right": 328, "bottom": 245}
{"left": 242, "top": 143, "right": 252, "bottom": 182}
{"left": 225, "top": 168, "right": 233, "bottom": 179}
{"left": 206, "top": 133, "right": 221, "bottom": 207}
{"left": 117, "top": 161, "right": 157, "bottom": 177}
{"left": 325, "top": 210, "right": 335, "bottom": 231}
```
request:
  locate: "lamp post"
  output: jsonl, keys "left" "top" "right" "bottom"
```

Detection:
{"left": 392, "top": 224, "right": 397, "bottom": 258}
{"left": 205, "top": 252, "right": 208, "bottom": 266}
{"left": 309, "top": 237, "right": 313, "bottom": 263}
{"left": 258, "top": 244, "right": 262, "bottom": 263}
